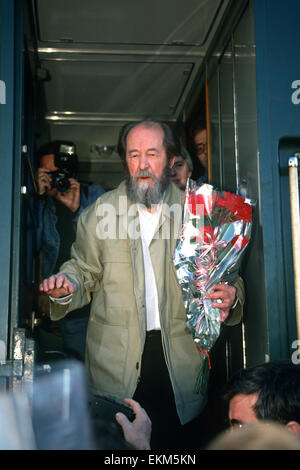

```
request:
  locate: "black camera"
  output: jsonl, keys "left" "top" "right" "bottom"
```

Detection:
{"left": 49, "top": 142, "right": 78, "bottom": 194}
{"left": 49, "top": 169, "right": 72, "bottom": 195}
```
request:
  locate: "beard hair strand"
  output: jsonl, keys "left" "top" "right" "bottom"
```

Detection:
{"left": 125, "top": 166, "right": 170, "bottom": 208}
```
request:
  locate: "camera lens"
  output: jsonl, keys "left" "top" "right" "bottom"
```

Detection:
{"left": 55, "top": 175, "right": 70, "bottom": 194}
{"left": 50, "top": 170, "right": 71, "bottom": 194}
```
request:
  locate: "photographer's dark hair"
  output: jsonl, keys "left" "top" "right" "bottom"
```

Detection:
{"left": 223, "top": 360, "right": 300, "bottom": 426}
{"left": 37, "top": 140, "right": 78, "bottom": 175}
{"left": 117, "top": 119, "right": 181, "bottom": 166}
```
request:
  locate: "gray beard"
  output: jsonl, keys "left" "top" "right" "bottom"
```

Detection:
{"left": 125, "top": 166, "right": 170, "bottom": 208}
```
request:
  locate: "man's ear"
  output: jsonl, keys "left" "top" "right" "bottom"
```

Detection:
{"left": 170, "top": 156, "right": 176, "bottom": 168}
{"left": 285, "top": 421, "right": 300, "bottom": 436}
{"left": 188, "top": 171, "right": 192, "bottom": 178}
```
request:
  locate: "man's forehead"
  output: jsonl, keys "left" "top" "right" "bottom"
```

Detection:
{"left": 40, "top": 153, "right": 55, "bottom": 160}
{"left": 194, "top": 129, "right": 206, "bottom": 141}
{"left": 126, "top": 124, "right": 164, "bottom": 145}
{"left": 175, "top": 155, "right": 185, "bottom": 163}
{"left": 40, "top": 153, "right": 56, "bottom": 166}
{"left": 229, "top": 393, "right": 260, "bottom": 423}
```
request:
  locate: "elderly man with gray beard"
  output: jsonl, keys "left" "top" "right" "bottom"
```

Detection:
{"left": 39, "top": 119, "right": 245, "bottom": 450}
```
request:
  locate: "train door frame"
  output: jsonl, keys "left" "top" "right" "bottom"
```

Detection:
{"left": 0, "top": 0, "right": 37, "bottom": 392}
{"left": 0, "top": 0, "right": 23, "bottom": 362}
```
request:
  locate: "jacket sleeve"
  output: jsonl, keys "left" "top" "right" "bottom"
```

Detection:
{"left": 224, "top": 276, "right": 245, "bottom": 326}
{"left": 50, "top": 201, "right": 103, "bottom": 320}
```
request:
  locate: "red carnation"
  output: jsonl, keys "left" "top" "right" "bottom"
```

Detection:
{"left": 216, "top": 192, "right": 252, "bottom": 222}
{"left": 187, "top": 193, "right": 216, "bottom": 216}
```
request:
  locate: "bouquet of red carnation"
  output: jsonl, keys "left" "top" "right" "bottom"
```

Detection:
{"left": 173, "top": 181, "right": 255, "bottom": 393}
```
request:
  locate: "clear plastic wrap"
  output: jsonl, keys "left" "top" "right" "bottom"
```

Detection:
{"left": 173, "top": 181, "right": 255, "bottom": 392}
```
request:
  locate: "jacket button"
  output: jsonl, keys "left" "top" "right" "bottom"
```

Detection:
{"left": 136, "top": 362, "right": 139, "bottom": 370}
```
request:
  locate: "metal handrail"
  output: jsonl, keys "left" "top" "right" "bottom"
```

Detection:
{"left": 288, "top": 154, "right": 300, "bottom": 340}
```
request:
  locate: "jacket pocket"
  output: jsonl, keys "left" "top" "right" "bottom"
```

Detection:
{"left": 87, "top": 318, "right": 128, "bottom": 394}
{"left": 101, "top": 248, "right": 135, "bottom": 310}
{"left": 102, "top": 248, "right": 131, "bottom": 264}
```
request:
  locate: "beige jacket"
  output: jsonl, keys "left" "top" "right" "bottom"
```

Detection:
{"left": 50, "top": 181, "right": 244, "bottom": 424}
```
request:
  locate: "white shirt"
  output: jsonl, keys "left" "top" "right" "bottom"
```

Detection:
{"left": 138, "top": 204, "right": 162, "bottom": 331}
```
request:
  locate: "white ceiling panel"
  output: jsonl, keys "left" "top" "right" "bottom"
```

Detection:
{"left": 36, "top": 0, "right": 223, "bottom": 46}
{"left": 41, "top": 59, "right": 193, "bottom": 117}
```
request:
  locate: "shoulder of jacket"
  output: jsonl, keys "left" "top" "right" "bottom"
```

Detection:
{"left": 94, "top": 181, "right": 126, "bottom": 207}
{"left": 168, "top": 182, "right": 185, "bottom": 206}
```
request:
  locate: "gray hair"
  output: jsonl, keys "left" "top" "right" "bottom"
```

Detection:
{"left": 180, "top": 144, "right": 193, "bottom": 172}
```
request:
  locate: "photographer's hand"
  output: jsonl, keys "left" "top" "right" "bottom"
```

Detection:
{"left": 115, "top": 398, "right": 152, "bottom": 450}
{"left": 37, "top": 168, "right": 52, "bottom": 195}
{"left": 56, "top": 178, "right": 80, "bottom": 212}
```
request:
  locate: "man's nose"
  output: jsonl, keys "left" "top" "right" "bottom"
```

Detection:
{"left": 138, "top": 153, "right": 150, "bottom": 170}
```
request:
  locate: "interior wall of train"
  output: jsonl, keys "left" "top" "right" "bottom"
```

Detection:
{"left": 0, "top": 0, "right": 299, "bottom": 390}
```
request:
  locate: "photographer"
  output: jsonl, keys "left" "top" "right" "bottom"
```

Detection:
{"left": 35, "top": 140, "right": 105, "bottom": 361}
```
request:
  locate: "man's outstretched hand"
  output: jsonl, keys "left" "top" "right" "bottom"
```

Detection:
{"left": 39, "top": 274, "right": 77, "bottom": 298}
